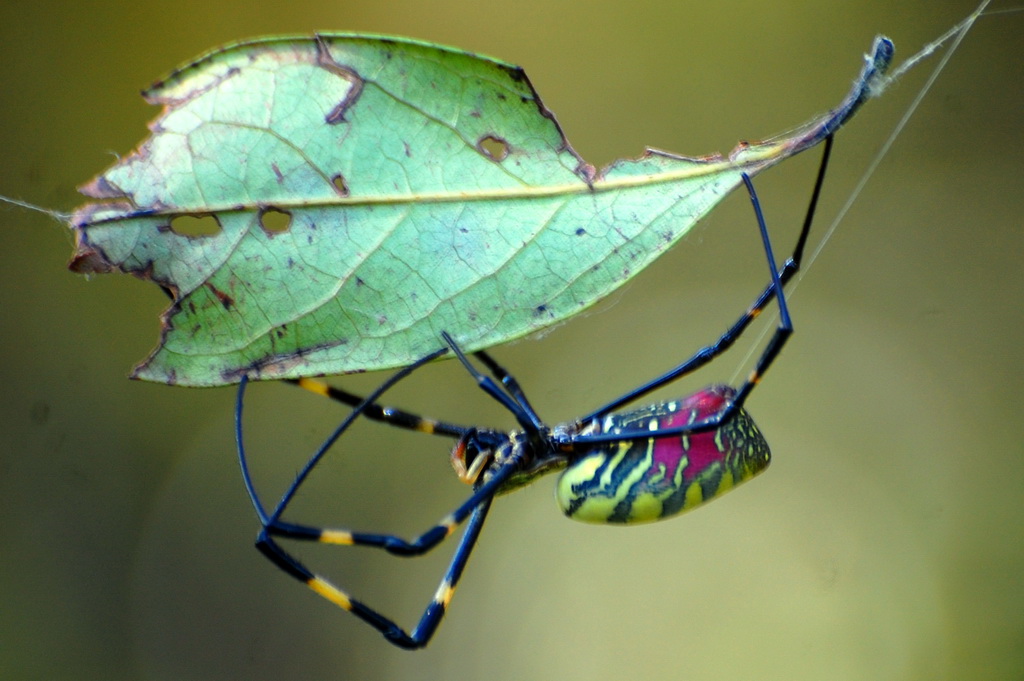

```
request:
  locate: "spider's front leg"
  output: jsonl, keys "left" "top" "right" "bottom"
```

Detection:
{"left": 238, "top": 361, "right": 528, "bottom": 648}
{"left": 252, "top": 492, "right": 498, "bottom": 649}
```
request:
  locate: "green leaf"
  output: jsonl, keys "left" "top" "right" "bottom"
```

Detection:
{"left": 69, "top": 33, "right": 893, "bottom": 387}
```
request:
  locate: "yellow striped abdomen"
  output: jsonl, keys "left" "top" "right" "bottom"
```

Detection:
{"left": 556, "top": 385, "right": 770, "bottom": 524}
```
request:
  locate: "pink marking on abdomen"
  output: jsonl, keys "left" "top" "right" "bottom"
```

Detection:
{"left": 651, "top": 388, "right": 730, "bottom": 484}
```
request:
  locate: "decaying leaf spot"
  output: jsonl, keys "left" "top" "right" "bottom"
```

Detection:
{"left": 170, "top": 214, "right": 221, "bottom": 236}
{"left": 317, "top": 37, "right": 366, "bottom": 124}
{"left": 206, "top": 281, "right": 235, "bottom": 310}
{"left": 332, "top": 173, "right": 350, "bottom": 196}
{"left": 477, "top": 135, "right": 509, "bottom": 162}
{"left": 260, "top": 207, "right": 292, "bottom": 233}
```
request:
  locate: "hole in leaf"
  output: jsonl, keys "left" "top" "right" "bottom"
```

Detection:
{"left": 260, "top": 207, "right": 292, "bottom": 233}
{"left": 477, "top": 135, "right": 509, "bottom": 162}
{"left": 170, "top": 214, "right": 221, "bottom": 237}
{"left": 332, "top": 173, "right": 350, "bottom": 196}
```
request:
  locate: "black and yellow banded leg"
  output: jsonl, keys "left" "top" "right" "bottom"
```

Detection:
{"left": 237, "top": 339, "right": 542, "bottom": 648}
{"left": 255, "top": 500, "right": 491, "bottom": 649}
{"left": 236, "top": 349, "right": 448, "bottom": 548}
{"left": 572, "top": 135, "right": 835, "bottom": 433}
{"left": 285, "top": 339, "right": 543, "bottom": 440}
{"left": 286, "top": 376, "right": 470, "bottom": 439}
{"left": 249, "top": 448, "right": 520, "bottom": 648}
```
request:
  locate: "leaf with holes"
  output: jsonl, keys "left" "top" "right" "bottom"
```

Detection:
{"left": 70, "top": 33, "right": 893, "bottom": 386}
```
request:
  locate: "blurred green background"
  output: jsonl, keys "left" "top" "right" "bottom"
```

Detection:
{"left": 1, "top": 1, "right": 1021, "bottom": 680}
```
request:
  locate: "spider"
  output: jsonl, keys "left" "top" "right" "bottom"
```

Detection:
{"left": 235, "top": 135, "right": 835, "bottom": 649}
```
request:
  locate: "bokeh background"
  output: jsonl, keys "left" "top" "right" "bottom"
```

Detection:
{"left": 1, "top": 1, "right": 1020, "bottom": 680}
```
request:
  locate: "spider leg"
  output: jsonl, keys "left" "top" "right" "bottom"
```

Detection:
{"left": 441, "top": 331, "right": 546, "bottom": 434}
{"left": 471, "top": 348, "right": 543, "bottom": 427}
{"left": 575, "top": 135, "right": 834, "bottom": 430}
{"left": 283, "top": 340, "right": 542, "bottom": 441}
{"left": 242, "top": 411, "right": 521, "bottom": 647}
{"left": 237, "top": 346, "right": 529, "bottom": 648}
{"left": 285, "top": 377, "right": 471, "bottom": 438}
{"left": 236, "top": 348, "right": 447, "bottom": 529}
{"left": 254, "top": 496, "right": 494, "bottom": 650}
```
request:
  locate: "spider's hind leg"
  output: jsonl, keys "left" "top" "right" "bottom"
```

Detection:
{"left": 574, "top": 135, "right": 835, "bottom": 432}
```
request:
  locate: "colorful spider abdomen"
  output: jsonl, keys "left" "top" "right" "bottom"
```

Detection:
{"left": 556, "top": 385, "right": 771, "bottom": 524}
